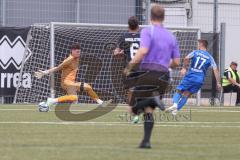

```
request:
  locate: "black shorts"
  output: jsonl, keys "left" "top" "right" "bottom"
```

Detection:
{"left": 223, "top": 84, "right": 240, "bottom": 104}
{"left": 223, "top": 85, "right": 239, "bottom": 93}
{"left": 124, "top": 70, "right": 169, "bottom": 107}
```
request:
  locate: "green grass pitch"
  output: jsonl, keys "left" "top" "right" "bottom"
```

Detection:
{"left": 0, "top": 104, "right": 240, "bottom": 160}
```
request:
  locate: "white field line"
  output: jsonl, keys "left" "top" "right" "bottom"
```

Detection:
{"left": 0, "top": 121, "right": 240, "bottom": 128}
{"left": 0, "top": 108, "right": 37, "bottom": 111}
{"left": 1, "top": 104, "right": 239, "bottom": 109}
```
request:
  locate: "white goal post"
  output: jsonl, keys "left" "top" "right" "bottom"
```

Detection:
{"left": 14, "top": 22, "right": 201, "bottom": 105}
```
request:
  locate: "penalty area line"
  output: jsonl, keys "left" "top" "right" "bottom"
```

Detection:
{"left": 0, "top": 121, "right": 240, "bottom": 128}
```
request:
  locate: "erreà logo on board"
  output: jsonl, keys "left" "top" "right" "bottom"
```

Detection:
{"left": 0, "top": 35, "right": 32, "bottom": 89}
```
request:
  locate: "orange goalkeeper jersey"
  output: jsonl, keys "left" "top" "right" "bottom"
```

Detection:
{"left": 59, "top": 55, "right": 79, "bottom": 83}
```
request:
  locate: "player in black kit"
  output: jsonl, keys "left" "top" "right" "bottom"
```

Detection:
{"left": 113, "top": 16, "right": 141, "bottom": 123}
{"left": 114, "top": 16, "right": 140, "bottom": 62}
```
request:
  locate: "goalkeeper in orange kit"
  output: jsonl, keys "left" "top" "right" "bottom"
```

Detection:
{"left": 34, "top": 43, "right": 112, "bottom": 107}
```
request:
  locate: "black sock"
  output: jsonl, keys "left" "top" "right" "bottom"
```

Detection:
{"left": 143, "top": 113, "right": 154, "bottom": 143}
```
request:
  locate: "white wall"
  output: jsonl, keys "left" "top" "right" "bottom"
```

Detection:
{"left": 225, "top": 26, "right": 240, "bottom": 68}
{"left": 189, "top": 0, "right": 240, "bottom": 70}
{"left": 1, "top": 0, "right": 136, "bottom": 26}
{"left": 152, "top": 0, "right": 240, "bottom": 70}
{"left": 164, "top": 7, "right": 187, "bottom": 26}
{"left": 191, "top": 0, "right": 240, "bottom": 32}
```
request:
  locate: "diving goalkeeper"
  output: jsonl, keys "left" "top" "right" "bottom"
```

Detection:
{"left": 34, "top": 43, "right": 112, "bottom": 107}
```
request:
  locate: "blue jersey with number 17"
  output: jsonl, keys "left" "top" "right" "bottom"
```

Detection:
{"left": 184, "top": 50, "right": 217, "bottom": 84}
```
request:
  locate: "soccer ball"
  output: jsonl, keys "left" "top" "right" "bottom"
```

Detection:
{"left": 38, "top": 102, "right": 49, "bottom": 112}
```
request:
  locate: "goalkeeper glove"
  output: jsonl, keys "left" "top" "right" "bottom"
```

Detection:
{"left": 34, "top": 70, "right": 49, "bottom": 79}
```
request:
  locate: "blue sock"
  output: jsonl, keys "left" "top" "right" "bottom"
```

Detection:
{"left": 177, "top": 96, "right": 188, "bottom": 110}
{"left": 173, "top": 92, "right": 182, "bottom": 104}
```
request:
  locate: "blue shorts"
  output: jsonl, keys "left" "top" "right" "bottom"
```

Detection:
{"left": 176, "top": 78, "right": 202, "bottom": 94}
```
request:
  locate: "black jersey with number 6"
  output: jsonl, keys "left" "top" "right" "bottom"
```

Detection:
{"left": 117, "top": 32, "right": 140, "bottom": 62}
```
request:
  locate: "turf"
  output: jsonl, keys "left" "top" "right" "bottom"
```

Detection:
{"left": 0, "top": 104, "right": 240, "bottom": 160}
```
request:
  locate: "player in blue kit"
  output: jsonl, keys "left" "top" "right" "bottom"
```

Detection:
{"left": 166, "top": 39, "right": 221, "bottom": 115}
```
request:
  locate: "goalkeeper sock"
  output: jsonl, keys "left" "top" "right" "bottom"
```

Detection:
{"left": 173, "top": 92, "right": 182, "bottom": 104}
{"left": 177, "top": 96, "right": 188, "bottom": 110}
{"left": 84, "top": 85, "right": 100, "bottom": 102}
{"left": 57, "top": 95, "right": 78, "bottom": 103}
{"left": 143, "top": 113, "right": 154, "bottom": 143}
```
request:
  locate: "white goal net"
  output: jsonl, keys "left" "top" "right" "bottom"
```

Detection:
{"left": 14, "top": 23, "right": 200, "bottom": 105}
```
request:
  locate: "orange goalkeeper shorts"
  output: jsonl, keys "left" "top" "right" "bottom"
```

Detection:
{"left": 61, "top": 80, "right": 84, "bottom": 94}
